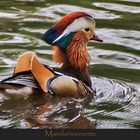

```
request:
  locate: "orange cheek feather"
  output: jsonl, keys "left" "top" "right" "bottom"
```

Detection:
{"left": 86, "top": 31, "right": 93, "bottom": 40}
{"left": 52, "top": 32, "right": 90, "bottom": 69}
{"left": 52, "top": 46, "right": 66, "bottom": 64}
{"left": 67, "top": 32, "right": 90, "bottom": 69}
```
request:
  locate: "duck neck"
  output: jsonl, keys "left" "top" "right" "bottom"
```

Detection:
{"left": 61, "top": 62, "right": 92, "bottom": 87}
{"left": 52, "top": 32, "right": 91, "bottom": 87}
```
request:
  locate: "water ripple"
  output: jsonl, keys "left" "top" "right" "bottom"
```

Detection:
{"left": 119, "top": 0, "right": 140, "bottom": 3}
{"left": 96, "top": 28, "right": 140, "bottom": 50}
{"left": 93, "top": 2, "right": 140, "bottom": 13}
{"left": 35, "top": 4, "right": 120, "bottom": 22}
{"left": 0, "top": 12, "right": 18, "bottom": 19}
{"left": 84, "top": 76, "right": 140, "bottom": 128}
{"left": 90, "top": 49, "right": 140, "bottom": 69}
{"left": 91, "top": 77, "right": 136, "bottom": 103}
{"left": 0, "top": 32, "right": 32, "bottom": 44}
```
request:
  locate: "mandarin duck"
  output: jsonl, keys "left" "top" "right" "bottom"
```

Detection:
{"left": 0, "top": 12, "right": 102, "bottom": 98}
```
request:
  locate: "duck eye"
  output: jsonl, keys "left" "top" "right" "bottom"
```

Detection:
{"left": 85, "top": 28, "right": 90, "bottom": 32}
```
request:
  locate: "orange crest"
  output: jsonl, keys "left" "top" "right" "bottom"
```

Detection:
{"left": 54, "top": 12, "right": 92, "bottom": 34}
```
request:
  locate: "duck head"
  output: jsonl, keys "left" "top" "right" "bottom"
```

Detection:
{"left": 42, "top": 12, "right": 102, "bottom": 69}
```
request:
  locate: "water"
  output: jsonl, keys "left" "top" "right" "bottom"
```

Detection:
{"left": 0, "top": 0, "right": 140, "bottom": 129}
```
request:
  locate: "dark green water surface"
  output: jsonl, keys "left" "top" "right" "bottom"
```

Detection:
{"left": 0, "top": 0, "right": 140, "bottom": 128}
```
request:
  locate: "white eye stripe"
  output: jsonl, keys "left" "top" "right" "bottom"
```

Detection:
{"left": 53, "top": 16, "right": 94, "bottom": 43}
{"left": 63, "top": 17, "right": 94, "bottom": 33}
